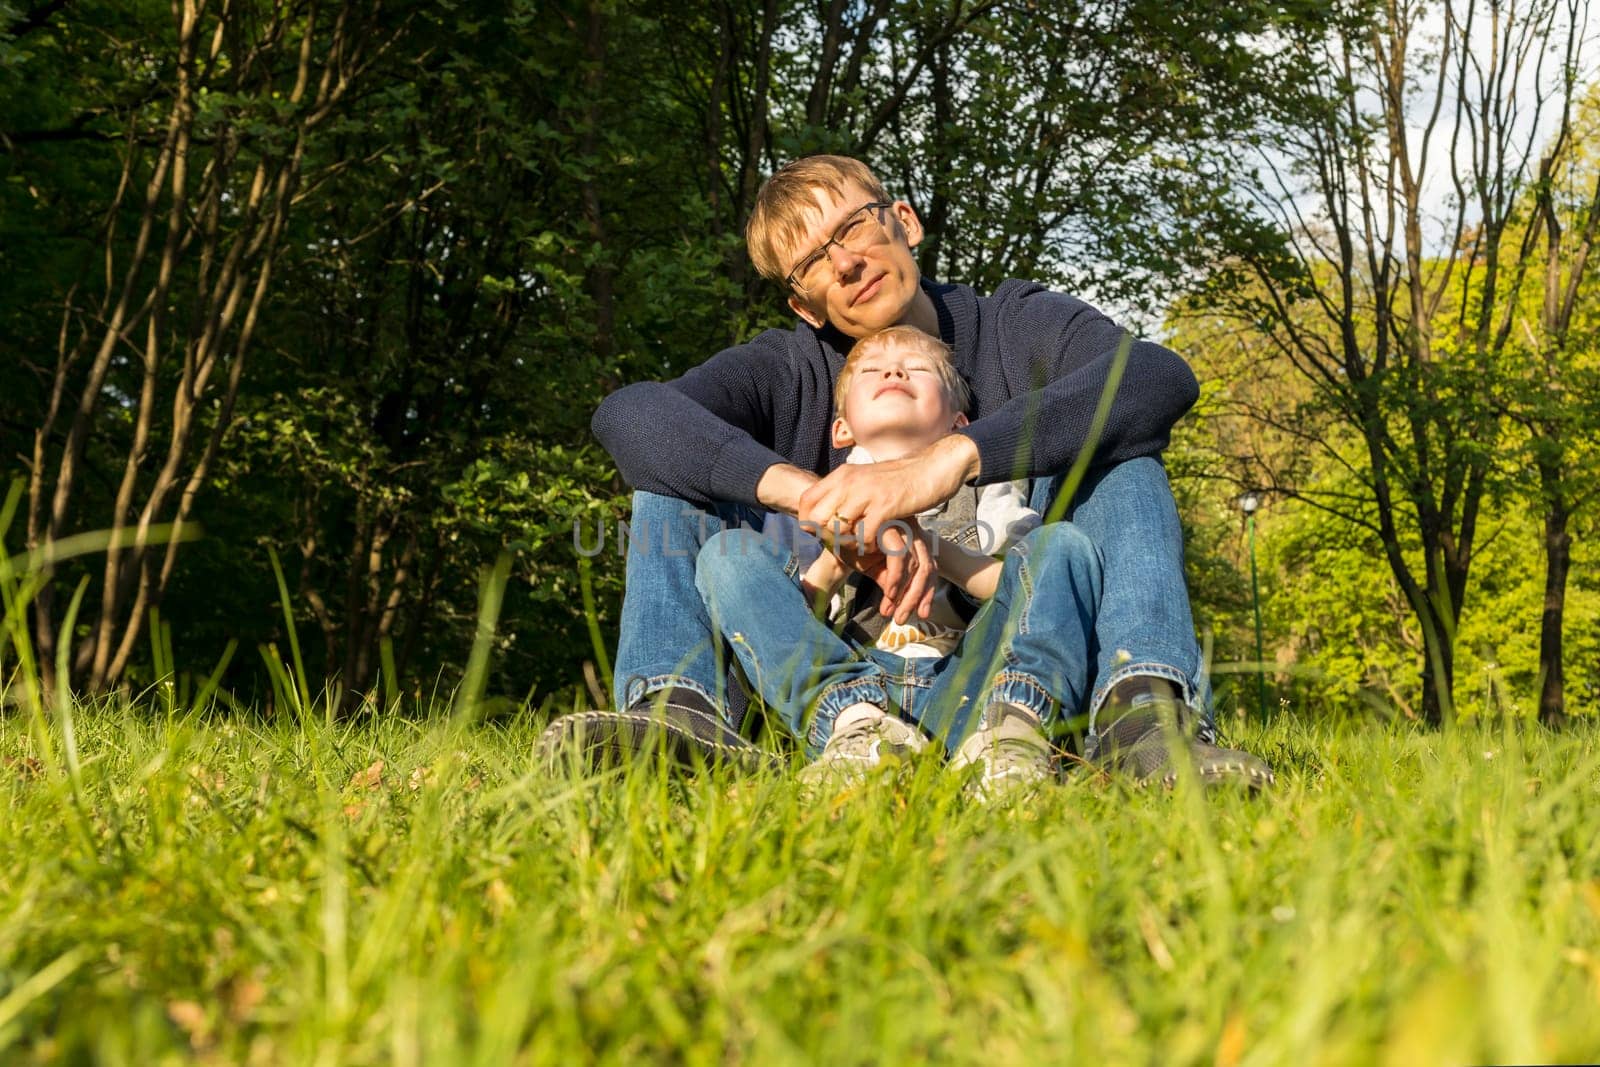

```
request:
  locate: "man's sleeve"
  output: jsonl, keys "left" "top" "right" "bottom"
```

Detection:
{"left": 591, "top": 337, "right": 794, "bottom": 506}
{"left": 959, "top": 286, "right": 1199, "bottom": 484}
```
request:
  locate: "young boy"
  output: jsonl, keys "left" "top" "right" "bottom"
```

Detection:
{"left": 694, "top": 326, "right": 1104, "bottom": 796}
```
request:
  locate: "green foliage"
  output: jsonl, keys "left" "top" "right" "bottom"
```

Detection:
{"left": 1171, "top": 391, "right": 1600, "bottom": 721}
{"left": 4, "top": 0, "right": 1353, "bottom": 701}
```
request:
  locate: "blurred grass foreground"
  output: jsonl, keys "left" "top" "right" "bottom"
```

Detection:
{"left": 2, "top": 698, "right": 1599, "bottom": 1064}
{"left": 3, "top": 492, "right": 1598, "bottom": 1063}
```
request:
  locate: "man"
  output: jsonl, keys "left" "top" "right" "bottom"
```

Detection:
{"left": 539, "top": 155, "right": 1271, "bottom": 788}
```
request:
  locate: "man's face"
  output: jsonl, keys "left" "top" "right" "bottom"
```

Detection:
{"left": 782, "top": 182, "right": 925, "bottom": 339}
{"left": 832, "top": 343, "right": 965, "bottom": 453}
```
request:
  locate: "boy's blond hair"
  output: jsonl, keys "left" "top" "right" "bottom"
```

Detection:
{"left": 834, "top": 326, "right": 971, "bottom": 416}
{"left": 746, "top": 155, "right": 891, "bottom": 283}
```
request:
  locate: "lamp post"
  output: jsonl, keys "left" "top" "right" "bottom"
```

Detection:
{"left": 1238, "top": 491, "right": 1268, "bottom": 721}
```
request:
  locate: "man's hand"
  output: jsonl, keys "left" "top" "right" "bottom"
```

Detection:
{"left": 797, "top": 434, "right": 981, "bottom": 553}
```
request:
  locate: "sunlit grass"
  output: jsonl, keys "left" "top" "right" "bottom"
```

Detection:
{"left": 2, "top": 697, "right": 1598, "bottom": 1064}
{"left": 3, "top": 486, "right": 1597, "bottom": 1062}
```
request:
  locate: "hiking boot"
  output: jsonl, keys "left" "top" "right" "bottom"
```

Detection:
{"left": 798, "top": 705, "right": 928, "bottom": 789}
{"left": 949, "top": 702, "right": 1054, "bottom": 800}
{"left": 536, "top": 687, "right": 776, "bottom": 775}
{"left": 1092, "top": 683, "right": 1273, "bottom": 790}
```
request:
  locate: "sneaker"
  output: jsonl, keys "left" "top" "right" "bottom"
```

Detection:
{"left": 798, "top": 704, "right": 927, "bottom": 788}
{"left": 536, "top": 687, "right": 776, "bottom": 775}
{"left": 1092, "top": 683, "right": 1273, "bottom": 790}
{"left": 949, "top": 702, "right": 1054, "bottom": 800}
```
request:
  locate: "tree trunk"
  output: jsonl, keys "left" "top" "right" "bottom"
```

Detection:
{"left": 25, "top": 0, "right": 385, "bottom": 693}
{"left": 580, "top": 1, "right": 615, "bottom": 375}
{"left": 1416, "top": 591, "right": 1454, "bottom": 728}
{"left": 1537, "top": 462, "right": 1571, "bottom": 726}
{"left": 918, "top": 37, "right": 951, "bottom": 280}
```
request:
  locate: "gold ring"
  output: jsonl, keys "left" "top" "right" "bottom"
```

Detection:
{"left": 833, "top": 513, "right": 854, "bottom": 527}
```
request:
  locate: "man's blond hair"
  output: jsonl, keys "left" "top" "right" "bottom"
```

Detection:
{"left": 834, "top": 326, "right": 971, "bottom": 416}
{"left": 746, "top": 155, "right": 891, "bottom": 283}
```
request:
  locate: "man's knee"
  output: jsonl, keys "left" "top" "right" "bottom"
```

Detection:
{"left": 626, "top": 492, "right": 770, "bottom": 572}
{"left": 692, "top": 527, "right": 780, "bottom": 598}
{"left": 693, "top": 529, "right": 737, "bottom": 592}
{"left": 627, "top": 490, "right": 699, "bottom": 528}
{"left": 1020, "top": 520, "right": 1098, "bottom": 569}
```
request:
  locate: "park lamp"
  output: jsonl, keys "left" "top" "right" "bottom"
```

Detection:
{"left": 1235, "top": 489, "right": 1267, "bottom": 720}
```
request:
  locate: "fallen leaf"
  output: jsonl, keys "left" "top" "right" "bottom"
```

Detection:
{"left": 1215, "top": 1012, "right": 1248, "bottom": 1067}
{"left": 166, "top": 1000, "right": 209, "bottom": 1048}
{"left": 349, "top": 759, "right": 385, "bottom": 791}
{"left": 4, "top": 755, "right": 44, "bottom": 780}
{"left": 228, "top": 975, "right": 266, "bottom": 1021}
{"left": 1137, "top": 904, "right": 1175, "bottom": 973}
{"left": 486, "top": 878, "right": 514, "bottom": 917}
{"left": 343, "top": 802, "right": 366, "bottom": 819}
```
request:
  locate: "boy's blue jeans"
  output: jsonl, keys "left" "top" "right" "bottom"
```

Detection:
{"left": 609, "top": 456, "right": 1212, "bottom": 744}
{"left": 695, "top": 523, "right": 1101, "bottom": 755}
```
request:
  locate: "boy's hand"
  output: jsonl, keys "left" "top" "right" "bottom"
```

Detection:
{"left": 797, "top": 435, "right": 981, "bottom": 554}
{"left": 800, "top": 547, "right": 847, "bottom": 603}
{"left": 826, "top": 519, "right": 938, "bottom": 624}
{"left": 873, "top": 522, "right": 939, "bottom": 623}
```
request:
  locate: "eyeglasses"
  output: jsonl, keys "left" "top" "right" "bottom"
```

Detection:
{"left": 785, "top": 201, "right": 893, "bottom": 296}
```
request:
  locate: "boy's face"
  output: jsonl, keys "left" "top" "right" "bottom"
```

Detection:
{"left": 832, "top": 343, "right": 966, "bottom": 454}
{"left": 782, "top": 181, "right": 925, "bottom": 339}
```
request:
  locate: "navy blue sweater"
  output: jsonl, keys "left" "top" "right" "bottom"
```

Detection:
{"left": 592, "top": 278, "right": 1198, "bottom": 507}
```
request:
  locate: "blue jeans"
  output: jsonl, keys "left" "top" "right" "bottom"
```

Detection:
{"left": 694, "top": 523, "right": 1102, "bottom": 756}
{"left": 609, "top": 495, "right": 766, "bottom": 714}
{"left": 610, "top": 456, "right": 1211, "bottom": 743}
{"left": 1029, "top": 458, "right": 1214, "bottom": 741}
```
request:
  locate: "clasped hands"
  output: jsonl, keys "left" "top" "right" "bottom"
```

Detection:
{"left": 793, "top": 436, "right": 980, "bottom": 624}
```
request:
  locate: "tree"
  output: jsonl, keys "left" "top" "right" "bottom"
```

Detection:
{"left": 2, "top": 0, "right": 1371, "bottom": 704}
{"left": 219, "top": 0, "right": 684, "bottom": 698}
{"left": 1504, "top": 77, "right": 1600, "bottom": 724}
{"left": 7, "top": 0, "right": 396, "bottom": 691}
{"left": 1198, "top": 0, "right": 1594, "bottom": 724}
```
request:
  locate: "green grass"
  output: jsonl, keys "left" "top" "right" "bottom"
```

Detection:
{"left": 2, "top": 700, "right": 1599, "bottom": 1065}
